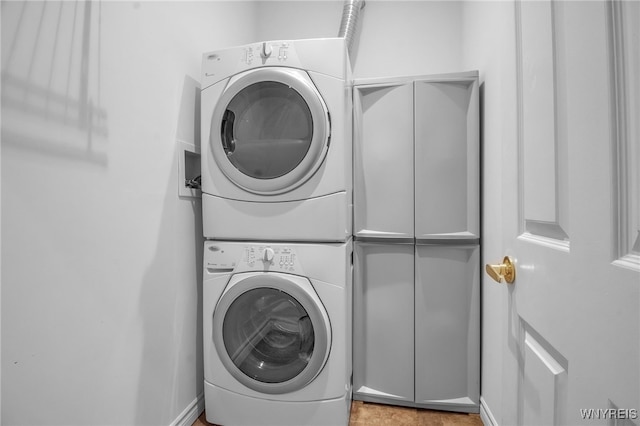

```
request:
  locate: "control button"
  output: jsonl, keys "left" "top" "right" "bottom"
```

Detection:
{"left": 246, "top": 247, "right": 256, "bottom": 266}
{"left": 245, "top": 48, "right": 254, "bottom": 65}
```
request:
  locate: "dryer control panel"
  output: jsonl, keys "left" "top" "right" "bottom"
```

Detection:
{"left": 243, "top": 42, "right": 290, "bottom": 66}
{"left": 202, "top": 38, "right": 347, "bottom": 91}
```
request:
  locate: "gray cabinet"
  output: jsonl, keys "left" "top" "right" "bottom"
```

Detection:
{"left": 352, "top": 72, "right": 480, "bottom": 413}
{"left": 414, "top": 80, "right": 480, "bottom": 241}
{"left": 353, "top": 242, "right": 414, "bottom": 403}
{"left": 353, "top": 82, "right": 414, "bottom": 239}
{"left": 414, "top": 244, "right": 480, "bottom": 409}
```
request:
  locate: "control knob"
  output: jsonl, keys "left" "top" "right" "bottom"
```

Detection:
{"left": 262, "top": 247, "right": 275, "bottom": 263}
{"left": 261, "top": 42, "right": 272, "bottom": 58}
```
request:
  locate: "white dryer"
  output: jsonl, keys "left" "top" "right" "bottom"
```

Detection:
{"left": 203, "top": 239, "right": 352, "bottom": 426}
{"left": 200, "top": 38, "right": 352, "bottom": 242}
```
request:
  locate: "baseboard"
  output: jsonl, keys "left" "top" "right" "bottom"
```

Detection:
{"left": 354, "top": 392, "right": 479, "bottom": 414}
{"left": 171, "top": 393, "right": 205, "bottom": 426}
{"left": 480, "top": 397, "right": 498, "bottom": 426}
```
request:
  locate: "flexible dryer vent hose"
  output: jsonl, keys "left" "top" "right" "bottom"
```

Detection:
{"left": 338, "top": 0, "right": 365, "bottom": 56}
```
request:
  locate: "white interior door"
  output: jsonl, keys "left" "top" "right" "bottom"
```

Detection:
{"left": 494, "top": 1, "right": 640, "bottom": 424}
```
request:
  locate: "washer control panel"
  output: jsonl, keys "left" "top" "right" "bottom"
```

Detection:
{"left": 204, "top": 242, "right": 304, "bottom": 275}
{"left": 243, "top": 245, "right": 299, "bottom": 273}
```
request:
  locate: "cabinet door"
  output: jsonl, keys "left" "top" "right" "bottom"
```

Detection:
{"left": 353, "top": 83, "right": 414, "bottom": 239}
{"left": 414, "top": 244, "right": 480, "bottom": 410}
{"left": 353, "top": 242, "right": 414, "bottom": 403}
{"left": 414, "top": 79, "right": 480, "bottom": 242}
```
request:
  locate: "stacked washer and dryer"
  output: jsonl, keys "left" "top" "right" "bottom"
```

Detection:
{"left": 200, "top": 37, "right": 353, "bottom": 426}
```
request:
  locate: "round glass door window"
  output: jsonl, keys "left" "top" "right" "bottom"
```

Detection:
{"left": 223, "top": 287, "right": 314, "bottom": 383}
{"left": 222, "top": 81, "right": 313, "bottom": 180}
{"left": 213, "top": 274, "right": 330, "bottom": 394}
{"left": 211, "top": 68, "right": 330, "bottom": 195}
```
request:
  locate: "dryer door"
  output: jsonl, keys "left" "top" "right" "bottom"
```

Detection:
{"left": 212, "top": 272, "right": 331, "bottom": 394}
{"left": 210, "top": 67, "right": 330, "bottom": 195}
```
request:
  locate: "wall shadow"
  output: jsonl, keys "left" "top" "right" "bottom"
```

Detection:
{"left": 1, "top": 0, "right": 108, "bottom": 166}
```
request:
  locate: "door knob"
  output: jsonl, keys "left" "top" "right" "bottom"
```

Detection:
{"left": 485, "top": 256, "right": 516, "bottom": 284}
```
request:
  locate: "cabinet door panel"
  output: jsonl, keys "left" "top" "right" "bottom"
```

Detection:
{"left": 414, "top": 244, "right": 480, "bottom": 409}
{"left": 353, "top": 242, "right": 414, "bottom": 402}
{"left": 353, "top": 83, "right": 414, "bottom": 239}
{"left": 414, "top": 80, "right": 479, "bottom": 240}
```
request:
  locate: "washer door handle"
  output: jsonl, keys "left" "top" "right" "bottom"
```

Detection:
{"left": 221, "top": 109, "right": 236, "bottom": 154}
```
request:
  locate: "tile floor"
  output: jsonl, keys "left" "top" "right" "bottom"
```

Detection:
{"left": 193, "top": 400, "right": 484, "bottom": 426}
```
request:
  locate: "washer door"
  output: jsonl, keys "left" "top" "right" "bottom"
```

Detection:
{"left": 212, "top": 272, "right": 331, "bottom": 394}
{"left": 210, "top": 67, "right": 330, "bottom": 195}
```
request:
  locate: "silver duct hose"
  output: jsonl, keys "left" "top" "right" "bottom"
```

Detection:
{"left": 338, "top": 0, "right": 365, "bottom": 56}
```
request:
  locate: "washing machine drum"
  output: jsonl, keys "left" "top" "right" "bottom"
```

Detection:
{"left": 210, "top": 67, "right": 331, "bottom": 195}
{"left": 213, "top": 273, "right": 332, "bottom": 394}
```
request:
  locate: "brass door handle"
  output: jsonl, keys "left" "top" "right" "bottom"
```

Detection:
{"left": 485, "top": 256, "right": 516, "bottom": 284}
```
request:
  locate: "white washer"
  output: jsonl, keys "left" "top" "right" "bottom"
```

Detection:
{"left": 200, "top": 38, "right": 352, "bottom": 242}
{"left": 203, "top": 239, "right": 353, "bottom": 426}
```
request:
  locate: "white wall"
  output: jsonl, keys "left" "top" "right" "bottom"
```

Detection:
{"left": 461, "top": 2, "right": 518, "bottom": 425}
{"left": 255, "top": 1, "right": 344, "bottom": 42}
{"left": 1, "top": 2, "right": 255, "bottom": 425}
{"left": 354, "top": 1, "right": 464, "bottom": 79}
{"left": 254, "top": 0, "right": 464, "bottom": 79}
